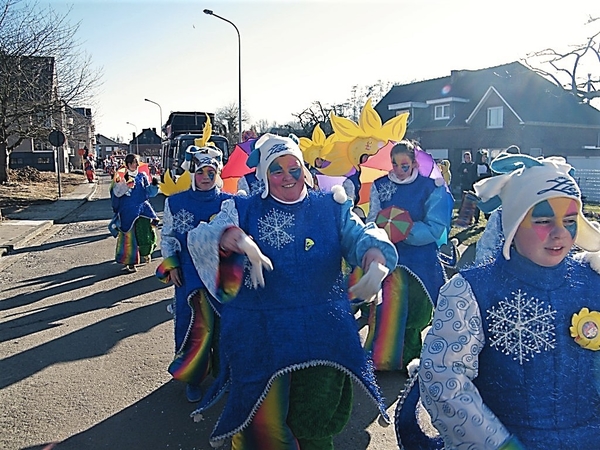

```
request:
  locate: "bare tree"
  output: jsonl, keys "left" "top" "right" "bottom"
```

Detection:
{"left": 292, "top": 101, "right": 337, "bottom": 137}
{"left": 523, "top": 15, "right": 600, "bottom": 104}
{"left": 215, "top": 102, "right": 250, "bottom": 145}
{"left": 0, "top": 0, "right": 101, "bottom": 183}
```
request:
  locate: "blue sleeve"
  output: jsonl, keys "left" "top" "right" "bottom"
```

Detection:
{"left": 339, "top": 199, "right": 397, "bottom": 272}
{"left": 405, "top": 185, "right": 452, "bottom": 247}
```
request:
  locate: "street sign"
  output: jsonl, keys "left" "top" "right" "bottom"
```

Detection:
{"left": 48, "top": 130, "right": 66, "bottom": 147}
{"left": 78, "top": 148, "right": 85, "bottom": 156}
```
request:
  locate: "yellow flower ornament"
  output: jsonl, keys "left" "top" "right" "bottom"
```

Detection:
{"left": 570, "top": 307, "right": 600, "bottom": 351}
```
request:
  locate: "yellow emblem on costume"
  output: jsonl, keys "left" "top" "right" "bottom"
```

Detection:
{"left": 570, "top": 307, "right": 600, "bottom": 351}
{"left": 305, "top": 238, "right": 314, "bottom": 251}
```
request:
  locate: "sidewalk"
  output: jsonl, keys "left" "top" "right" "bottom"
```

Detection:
{"left": 0, "top": 181, "right": 98, "bottom": 256}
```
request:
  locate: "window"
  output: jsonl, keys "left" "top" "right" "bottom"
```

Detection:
{"left": 434, "top": 104, "right": 450, "bottom": 120}
{"left": 487, "top": 106, "right": 504, "bottom": 128}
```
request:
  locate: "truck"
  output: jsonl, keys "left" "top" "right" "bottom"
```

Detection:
{"left": 161, "top": 111, "right": 230, "bottom": 178}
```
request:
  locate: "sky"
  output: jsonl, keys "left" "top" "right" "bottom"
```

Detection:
{"left": 43, "top": 0, "right": 600, "bottom": 142}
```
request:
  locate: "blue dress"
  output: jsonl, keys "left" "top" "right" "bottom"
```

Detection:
{"left": 419, "top": 249, "right": 600, "bottom": 449}
{"left": 187, "top": 190, "right": 398, "bottom": 445}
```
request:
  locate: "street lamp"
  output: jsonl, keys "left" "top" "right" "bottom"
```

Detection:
{"left": 203, "top": 8, "right": 242, "bottom": 143}
{"left": 144, "top": 98, "right": 163, "bottom": 139}
{"left": 126, "top": 121, "right": 139, "bottom": 154}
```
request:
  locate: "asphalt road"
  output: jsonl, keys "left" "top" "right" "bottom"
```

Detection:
{"left": 0, "top": 176, "right": 405, "bottom": 450}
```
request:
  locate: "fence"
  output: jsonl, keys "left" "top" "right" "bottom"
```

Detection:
{"left": 575, "top": 169, "right": 600, "bottom": 204}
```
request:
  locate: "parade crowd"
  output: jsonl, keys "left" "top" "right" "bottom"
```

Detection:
{"left": 107, "top": 127, "right": 600, "bottom": 449}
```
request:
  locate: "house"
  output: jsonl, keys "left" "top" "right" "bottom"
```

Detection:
{"left": 375, "top": 61, "right": 600, "bottom": 197}
{"left": 6, "top": 56, "right": 96, "bottom": 174}
{"left": 95, "top": 134, "right": 125, "bottom": 160}
{"left": 129, "top": 128, "right": 161, "bottom": 161}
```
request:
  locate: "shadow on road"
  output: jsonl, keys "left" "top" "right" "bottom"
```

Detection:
{"left": 0, "top": 268, "right": 169, "bottom": 344}
{"left": 22, "top": 371, "right": 404, "bottom": 450}
{"left": 0, "top": 297, "right": 172, "bottom": 390}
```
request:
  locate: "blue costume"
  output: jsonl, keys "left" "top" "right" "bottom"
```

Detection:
{"left": 187, "top": 191, "right": 397, "bottom": 447}
{"left": 418, "top": 250, "right": 600, "bottom": 449}
{"left": 236, "top": 172, "right": 264, "bottom": 196}
{"left": 365, "top": 171, "right": 451, "bottom": 370}
{"left": 157, "top": 187, "right": 232, "bottom": 385}
{"left": 110, "top": 171, "right": 159, "bottom": 266}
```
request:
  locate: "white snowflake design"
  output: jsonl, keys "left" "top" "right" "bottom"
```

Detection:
{"left": 172, "top": 209, "right": 195, "bottom": 234}
{"left": 249, "top": 179, "right": 265, "bottom": 196}
{"left": 258, "top": 209, "right": 295, "bottom": 249}
{"left": 487, "top": 289, "right": 556, "bottom": 364}
{"left": 378, "top": 181, "right": 397, "bottom": 202}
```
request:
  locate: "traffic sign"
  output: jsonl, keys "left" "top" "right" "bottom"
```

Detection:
{"left": 48, "top": 130, "right": 66, "bottom": 147}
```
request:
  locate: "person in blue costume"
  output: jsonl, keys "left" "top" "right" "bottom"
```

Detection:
{"left": 186, "top": 133, "right": 398, "bottom": 450}
{"left": 156, "top": 145, "right": 232, "bottom": 403}
{"left": 413, "top": 153, "right": 600, "bottom": 449}
{"left": 365, "top": 140, "right": 453, "bottom": 371}
{"left": 110, "top": 153, "right": 159, "bottom": 273}
{"left": 236, "top": 171, "right": 265, "bottom": 196}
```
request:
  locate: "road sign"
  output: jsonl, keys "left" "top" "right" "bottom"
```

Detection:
{"left": 78, "top": 148, "right": 85, "bottom": 156}
{"left": 48, "top": 130, "right": 66, "bottom": 147}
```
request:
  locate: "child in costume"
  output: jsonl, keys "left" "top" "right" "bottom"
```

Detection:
{"left": 110, "top": 153, "right": 159, "bottom": 273}
{"left": 156, "top": 145, "right": 232, "bottom": 403}
{"left": 365, "top": 140, "right": 453, "bottom": 371}
{"left": 414, "top": 153, "right": 600, "bottom": 449}
{"left": 187, "top": 133, "right": 398, "bottom": 449}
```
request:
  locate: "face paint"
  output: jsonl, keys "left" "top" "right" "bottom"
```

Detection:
{"left": 514, "top": 197, "right": 578, "bottom": 267}
{"left": 195, "top": 166, "right": 217, "bottom": 191}
{"left": 391, "top": 153, "right": 415, "bottom": 180}
{"left": 268, "top": 155, "right": 305, "bottom": 202}
{"left": 521, "top": 198, "right": 578, "bottom": 240}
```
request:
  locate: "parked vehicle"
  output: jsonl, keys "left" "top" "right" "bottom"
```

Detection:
{"left": 161, "top": 111, "right": 230, "bottom": 178}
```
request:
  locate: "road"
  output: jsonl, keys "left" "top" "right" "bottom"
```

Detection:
{"left": 0, "top": 175, "right": 405, "bottom": 450}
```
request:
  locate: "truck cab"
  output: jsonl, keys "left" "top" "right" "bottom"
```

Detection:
{"left": 161, "top": 111, "right": 230, "bottom": 179}
{"left": 163, "top": 133, "right": 230, "bottom": 177}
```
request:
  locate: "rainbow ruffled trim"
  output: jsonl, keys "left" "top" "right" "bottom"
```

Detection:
{"left": 115, "top": 229, "right": 139, "bottom": 265}
{"left": 364, "top": 267, "right": 409, "bottom": 370}
{"left": 168, "top": 289, "right": 215, "bottom": 383}
{"left": 155, "top": 256, "right": 180, "bottom": 283}
{"left": 216, "top": 251, "right": 245, "bottom": 303}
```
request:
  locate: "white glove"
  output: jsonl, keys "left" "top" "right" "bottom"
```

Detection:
{"left": 237, "top": 235, "right": 273, "bottom": 288}
{"left": 349, "top": 261, "right": 389, "bottom": 303}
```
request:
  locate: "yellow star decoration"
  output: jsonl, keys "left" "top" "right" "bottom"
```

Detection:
{"left": 298, "top": 99, "right": 409, "bottom": 176}
{"left": 570, "top": 307, "right": 600, "bottom": 351}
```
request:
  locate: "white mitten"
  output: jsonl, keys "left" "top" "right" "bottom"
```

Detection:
{"left": 237, "top": 235, "right": 273, "bottom": 288}
{"left": 349, "top": 261, "right": 389, "bottom": 303}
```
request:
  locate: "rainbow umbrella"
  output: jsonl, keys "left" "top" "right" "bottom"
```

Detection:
{"left": 375, "top": 205, "right": 413, "bottom": 243}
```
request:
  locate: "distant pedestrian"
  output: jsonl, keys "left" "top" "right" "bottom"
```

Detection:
{"left": 110, "top": 154, "right": 159, "bottom": 273}
{"left": 474, "top": 150, "right": 492, "bottom": 222}
{"left": 458, "top": 151, "right": 477, "bottom": 193}
{"left": 84, "top": 158, "right": 95, "bottom": 183}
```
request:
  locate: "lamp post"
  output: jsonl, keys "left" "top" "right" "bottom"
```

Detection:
{"left": 203, "top": 8, "right": 242, "bottom": 143}
{"left": 126, "top": 121, "right": 139, "bottom": 154}
{"left": 144, "top": 98, "right": 163, "bottom": 139}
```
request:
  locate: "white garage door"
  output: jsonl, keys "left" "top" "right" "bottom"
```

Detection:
{"left": 568, "top": 156, "right": 600, "bottom": 170}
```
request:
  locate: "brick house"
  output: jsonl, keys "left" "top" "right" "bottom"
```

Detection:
{"left": 375, "top": 61, "right": 600, "bottom": 196}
